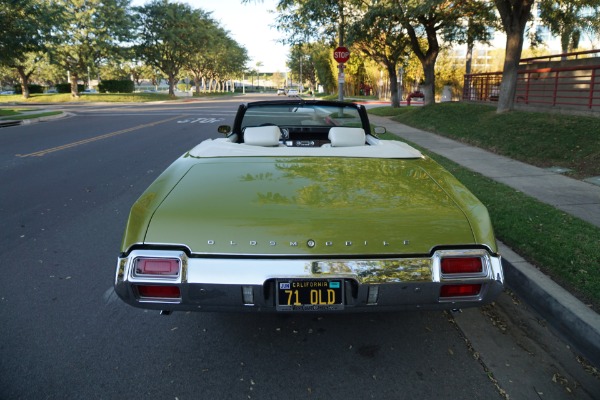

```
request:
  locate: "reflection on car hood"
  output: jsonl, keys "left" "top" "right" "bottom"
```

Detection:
{"left": 137, "top": 156, "right": 492, "bottom": 256}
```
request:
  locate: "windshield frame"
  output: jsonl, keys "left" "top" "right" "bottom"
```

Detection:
{"left": 232, "top": 100, "right": 372, "bottom": 135}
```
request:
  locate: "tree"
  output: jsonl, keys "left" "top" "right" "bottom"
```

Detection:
{"left": 30, "top": 55, "right": 64, "bottom": 88}
{"left": 186, "top": 24, "right": 247, "bottom": 94}
{"left": 311, "top": 43, "right": 337, "bottom": 94}
{"left": 50, "top": 0, "right": 134, "bottom": 97}
{"left": 272, "top": 0, "right": 346, "bottom": 46}
{"left": 0, "top": 0, "right": 55, "bottom": 98}
{"left": 435, "top": 48, "right": 466, "bottom": 98}
{"left": 135, "top": 0, "right": 211, "bottom": 96}
{"left": 392, "top": 0, "right": 463, "bottom": 106}
{"left": 287, "top": 44, "right": 314, "bottom": 92}
{"left": 347, "top": 2, "right": 410, "bottom": 107}
{"left": 494, "top": 0, "right": 535, "bottom": 113}
{"left": 538, "top": 0, "right": 600, "bottom": 54}
{"left": 272, "top": 0, "right": 356, "bottom": 99}
{"left": 218, "top": 39, "right": 248, "bottom": 90}
{"left": 286, "top": 41, "right": 336, "bottom": 94}
{"left": 458, "top": 0, "right": 498, "bottom": 75}
{"left": 201, "top": 33, "right": 248, "bottom": 92}
{"left": 187, "top": 24, "right": 218, "bottom": 93}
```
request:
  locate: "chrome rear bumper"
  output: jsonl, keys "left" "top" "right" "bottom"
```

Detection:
{"left": 115, "top": 248, "right": 504, "bottom": 312}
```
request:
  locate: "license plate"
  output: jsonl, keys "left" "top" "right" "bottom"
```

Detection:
{"left": 276, "top": 279, "right": 344, "bottom": 311}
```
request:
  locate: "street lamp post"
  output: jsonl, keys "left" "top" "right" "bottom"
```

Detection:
{"left": 398, "top": 67, "right": 404, "bottom": 104}
{"left": 299, "top": 55, "right": 302, "bottom": 93}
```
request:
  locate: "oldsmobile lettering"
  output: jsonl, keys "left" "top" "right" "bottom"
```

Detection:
{"left": 205, "top": 239, "right": 402, "bottom": 247}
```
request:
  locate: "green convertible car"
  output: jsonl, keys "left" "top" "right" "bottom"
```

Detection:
{"left": 115, "top": 100, "right": 504, "bottom": 314}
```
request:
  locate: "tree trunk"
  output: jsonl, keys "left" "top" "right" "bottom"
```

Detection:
{"left": 404, "top": 21, "right": 439, "bottom": 106}
{"left": 70, "top": 74, "right": 79, "bottom": 98}
{"left": 464, "top": 42, "right": 475, "bottom": 101}
{"left": 422, "top": 56, "right": 436, "bottom": 106}
{"left": 194, "top": 75, "right": 201, "bottom": 94}
{"left": 494, "top": 0, "right": 534, "bottom": 113}
{"left": 465, "top": 42, "right": 474, "bottom": 75}
{"left": 386, "top": 63, "right": 400, "bottom": 108}
{"left": 168, "top": 74, "right": 176, "bottom": 96}
{"left": 16, "top": 66, "right": 31, "bottom": 99}
{"left": 497, "top": 33, "right": 525, "bottom": 112}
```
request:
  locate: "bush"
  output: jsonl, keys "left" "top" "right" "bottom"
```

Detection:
{"left": 98, "top": 80, "right": 134, "bottom": 93}
{"left": 13, "top": 84, "right": 45, "bottom": 94}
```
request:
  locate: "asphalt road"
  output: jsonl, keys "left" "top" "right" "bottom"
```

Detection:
{"left": 1, "top": 95, "right": 598, "bottom": 399}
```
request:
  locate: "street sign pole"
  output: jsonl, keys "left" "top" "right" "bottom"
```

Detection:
{"left": 338, "top": 64, "right": 345, "bottom": 102}
{"left": 333, "top": 46, "right": 350, "bottom": 102}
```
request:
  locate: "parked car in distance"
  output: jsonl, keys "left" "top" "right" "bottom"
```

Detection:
{"left": 287, "top": 89, "right": 299, "bottom": 97}
{"left": 1, "top": 90, "right": 15, "bottom": 95}
{"left": 114, "top": 100, "right": 504, "bottom": 314}
{"left": 277, "top": 88, "right": 286, "bottom": 95}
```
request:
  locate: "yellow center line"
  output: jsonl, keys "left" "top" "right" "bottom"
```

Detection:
{"left": 16, "top": 115, "right": 185, "bottom": 158}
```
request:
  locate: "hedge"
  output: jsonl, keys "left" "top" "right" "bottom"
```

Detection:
{"left": 98, "top": 80, "right": 134, "bottom": 93}
{"left": 13, "top": 84, "right": 44, "bottom": 94}
{"left": 56, "top": 83, "right": 85, "bottom": 93}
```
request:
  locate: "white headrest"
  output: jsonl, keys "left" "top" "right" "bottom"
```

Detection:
{"left": 328, "top": 127, "right": 366, "bottom": 147}
{"left": 244, "top": 126, "right": 281, "bottom": 146}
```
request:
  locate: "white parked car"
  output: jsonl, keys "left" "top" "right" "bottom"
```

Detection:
{"left": 287, "top": 89, "right": 299, "bottom": 97}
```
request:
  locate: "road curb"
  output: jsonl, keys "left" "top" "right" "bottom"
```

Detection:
{"left": 0, "top": 120, "right": 22, "bottom": 128}
{"left": 0, "top": 111, "right": 68, "bottom": 128}
{"left": 499, "top": 241, "right": 600, "bottom": 367}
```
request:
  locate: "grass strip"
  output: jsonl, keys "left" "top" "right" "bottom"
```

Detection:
{"left": 378, "top": 130, "right": 600, "bottom": 309}
{"left": 369, "top": 103, "right": 600, "bottom": 179}
{"left": 0, "top": 91, "right": 242, "bottom": 104}
{"left": 0, "top": 108, "right": 34, "bottom": 116}
{"left": 0, "top": 92, "right": 174, "bottom": 103}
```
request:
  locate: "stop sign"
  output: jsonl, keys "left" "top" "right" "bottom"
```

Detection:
{"left": 333, "top": 46, "right": 350, "bottom": 63}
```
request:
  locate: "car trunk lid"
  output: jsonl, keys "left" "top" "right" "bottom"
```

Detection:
{"left": 144, "top": 157, "right": 476, "bottom": 255}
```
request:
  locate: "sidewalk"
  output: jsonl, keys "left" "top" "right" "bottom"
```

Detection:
{"left": 370, "top": 114, "right": 600, "bottom": 367}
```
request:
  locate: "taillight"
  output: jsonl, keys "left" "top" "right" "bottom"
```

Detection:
{"left": 134, "top": 258, "right": 180, "bottom": 277}
{"left": 441, "top": 257, "right": 483, "bottom": 274}
{"left": 136, "top": 285, "right": 181, "bottom": 299}
{"left": 440, "top": 284, "right": 482, "bottom": 298}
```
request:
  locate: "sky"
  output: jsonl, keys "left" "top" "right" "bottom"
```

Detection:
{"left": 132, "top": 0, "right": 290, "bottom": 72}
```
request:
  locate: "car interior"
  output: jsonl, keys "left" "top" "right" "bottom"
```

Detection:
{"left": 243, "top": 125, "right": 367, "bottom": 147}
{"left": 236, "top": 102, "right": 370, "bottom": 147}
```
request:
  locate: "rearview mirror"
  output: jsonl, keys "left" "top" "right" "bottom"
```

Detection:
{"left": 373, "top": 126, "right": 386, "bottom": 135}
{"left": 217, "top": 125, "right": 231, "bottom": 135}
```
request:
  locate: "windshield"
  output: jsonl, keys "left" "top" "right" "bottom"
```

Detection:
{"left": 241, "top": 103, "right": 363, "bottom": 130}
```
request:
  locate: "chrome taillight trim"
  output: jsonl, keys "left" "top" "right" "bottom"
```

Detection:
{"left": 131, "top": 257, "right": 181, "bottom": 279}
{"left": 432, "top": 249, "right": 497, "bottom": 281}
{"left": 122, "top": 250, "right": 187, "bottom": 283}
